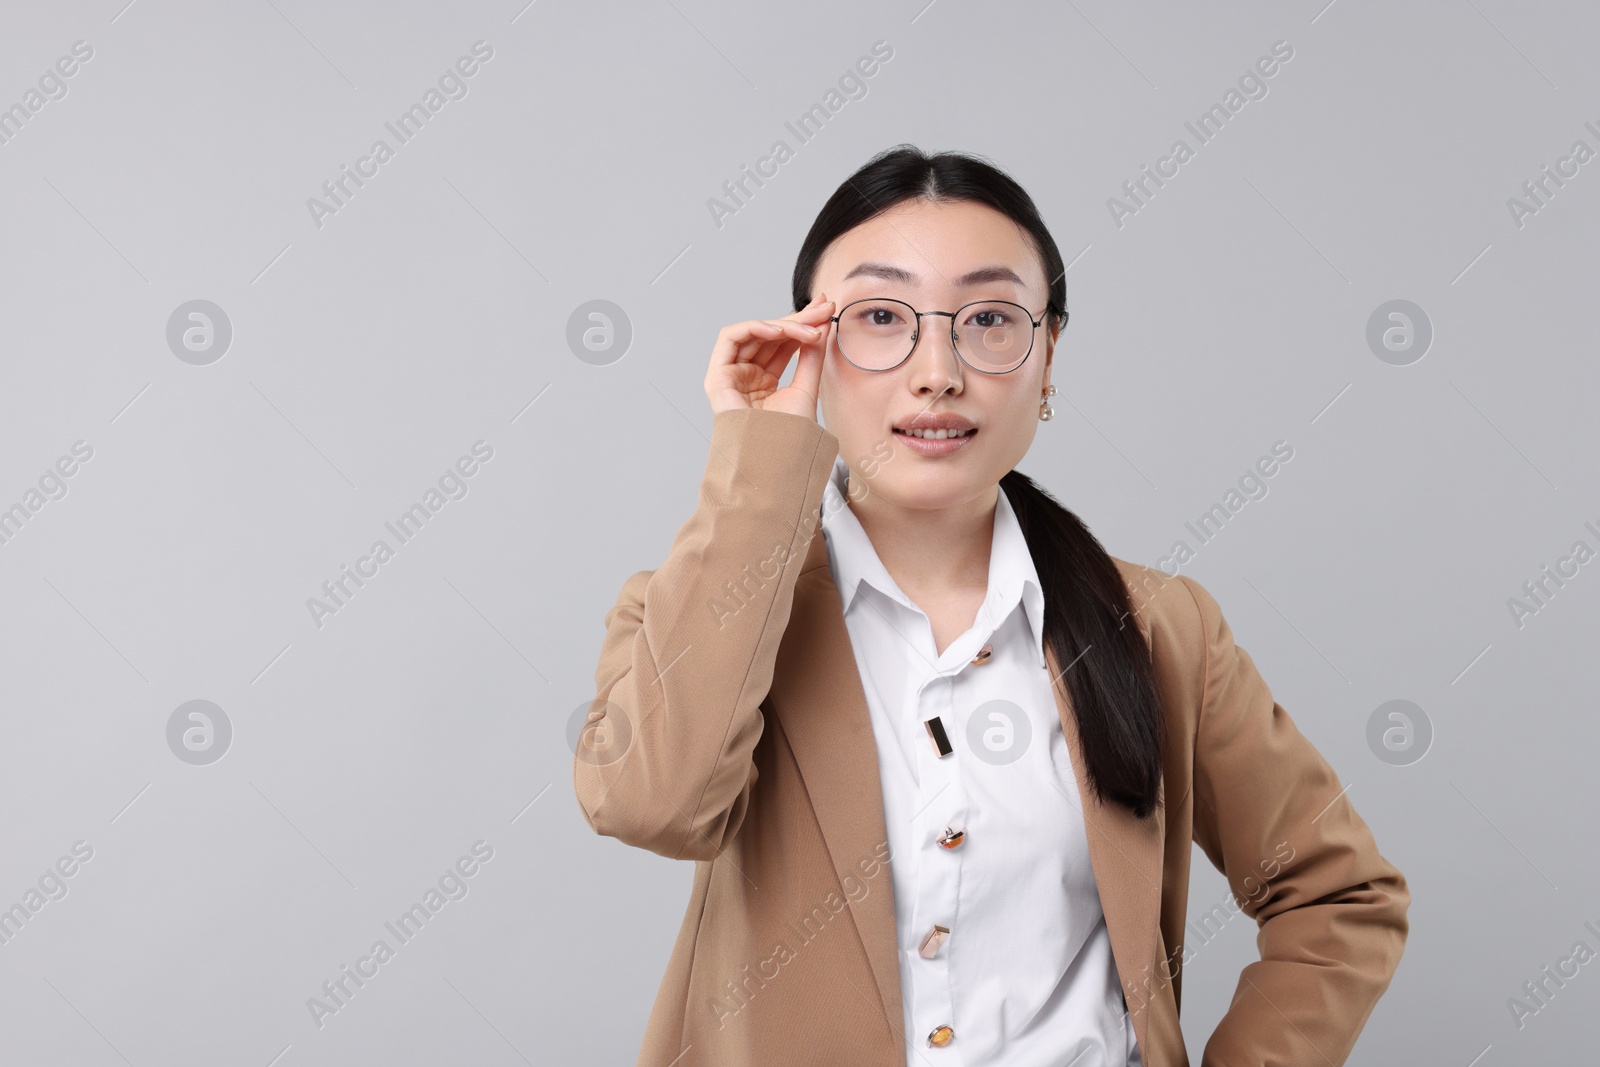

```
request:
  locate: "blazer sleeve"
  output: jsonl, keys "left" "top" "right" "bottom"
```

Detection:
{"left": 1179, "top": 574, "right": 1411, "bottom": 1067}
{"left": 573, "top": 407, "right": 839, "bottom": 862}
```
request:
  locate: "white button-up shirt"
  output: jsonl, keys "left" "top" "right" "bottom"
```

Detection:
{"left": 819, "top": 456, "right": 1143, "bottom": 1066}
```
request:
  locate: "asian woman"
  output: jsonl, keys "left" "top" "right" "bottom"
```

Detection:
{"left": 574, "top": 143, "right": 1409, "bottom": 1067}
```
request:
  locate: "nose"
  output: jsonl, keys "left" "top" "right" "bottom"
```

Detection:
{"left": 905, "top": 315, "right": 963, "bottom": 397}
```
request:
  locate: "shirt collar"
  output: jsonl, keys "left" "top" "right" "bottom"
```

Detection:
{"left": 818, "top": 455, "right": 1047, "bottom": 669}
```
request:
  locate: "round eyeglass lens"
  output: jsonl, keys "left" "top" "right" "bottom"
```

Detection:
{"left": 954, "top": 301, "right": 1032, "bottom": 370}
{"left": 835, "top": 299, "right": 916, "bottom": 371}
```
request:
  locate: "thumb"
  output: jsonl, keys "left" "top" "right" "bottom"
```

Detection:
{"left": 792, "top": 332, "right": 825, "bottom": 410}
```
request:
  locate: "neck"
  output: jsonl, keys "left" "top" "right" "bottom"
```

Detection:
{"left": 844, "top": 476, "right": 998, "bottom": 599}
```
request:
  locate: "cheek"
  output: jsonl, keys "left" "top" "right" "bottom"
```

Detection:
{"left": 984, "top": 391, "right": 1043, "bottom": 451}
{"left": 822, "top": 379, "right": 895, "bottom": 448}
{"left": 984, "top": 383, "right": 1039, "bottom": 422}
{"left": 820, "top": 352, "right": 842, "bottom": 390}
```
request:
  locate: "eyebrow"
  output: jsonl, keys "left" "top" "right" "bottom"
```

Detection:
{"left": 840, "top": 261, "right": 1028, "bottom": 288}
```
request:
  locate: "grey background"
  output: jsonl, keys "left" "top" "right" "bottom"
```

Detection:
{"left": 0, "top": 0, "right": 1595, "bottom": 1063}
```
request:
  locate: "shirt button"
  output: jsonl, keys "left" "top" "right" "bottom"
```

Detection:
{"left": 918, "top": 924, "right": 950, "bottom": 958}
{"left": 927, "top": 1024, "right": 955, "bottom": 1047}
{"left": 936, "top": 825, "right": 965, "bottom": 849}
{"left": 971, "top": 641, "right": 994, "bottom": 665}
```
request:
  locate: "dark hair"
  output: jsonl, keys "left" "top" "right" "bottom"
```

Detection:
{"left": 790, "top": 144, "right": 1165, "bottom": 818}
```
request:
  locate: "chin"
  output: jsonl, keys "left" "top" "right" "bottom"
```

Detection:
{"left": 880, "top": 470, "right": 991, "bottom": 510}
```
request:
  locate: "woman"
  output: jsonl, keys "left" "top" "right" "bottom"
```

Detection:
{"left": 574, "top": 145, "right": 1409, "bottom": 1066}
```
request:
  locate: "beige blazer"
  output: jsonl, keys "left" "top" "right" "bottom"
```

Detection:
{"left": 575, "top": 408, "right": 1410, "bottom": 1066}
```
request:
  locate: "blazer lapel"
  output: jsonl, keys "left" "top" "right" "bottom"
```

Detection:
{"left": 778, "top": 530, "right": 1165, "bottom": 1059}
{"left": 775, "top": 530, "right": 906, "bottom": 1036}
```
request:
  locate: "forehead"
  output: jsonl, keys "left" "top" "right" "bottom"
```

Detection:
{"left": 816, "top": 199, "right": 1044, "bottom": 292}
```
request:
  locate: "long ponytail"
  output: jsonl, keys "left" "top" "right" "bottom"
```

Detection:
{"left": 1002, "top": 469, "right": 1164, "bottom": 817}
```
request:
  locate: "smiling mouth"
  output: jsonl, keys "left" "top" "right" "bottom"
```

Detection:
{"left": 893, "top": 427, "right": 977, "bottom": 440}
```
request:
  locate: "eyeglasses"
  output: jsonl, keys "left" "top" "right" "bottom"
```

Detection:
{"left": 829, "top": 297, "right": 1052, "bottom": 374}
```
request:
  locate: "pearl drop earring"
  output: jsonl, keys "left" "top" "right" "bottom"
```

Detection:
{"left": 1039, "top": 383, "right": 1057, "bottom": 422}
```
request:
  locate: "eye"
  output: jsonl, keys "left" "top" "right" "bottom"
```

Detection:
{"left": 966, "top": 308, "right": 1012, "bottom": 329}
{"left": 849, "top": 301, "right": 910, "bottom": 329}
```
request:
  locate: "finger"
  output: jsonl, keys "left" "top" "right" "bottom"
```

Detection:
{"left": 742, "top": 322, "right": 807, "bottom": 364}
{"left": 791, "top": 330, "right": 825, "bottom": 403}
{"left": 718, "top": 303, "right": 830, "bottom": 359}
{"left": 712, "top": 320, "right": 790, "bottom": 369}
{"left": 781, "top": 298, "right": 833, "bottom": 365}
{"left": 733, "top": 328, "right": 777, "bottom": 363}
{"left": 743, "top": 319, "right": 821, "bottom": 376}
{"left": 756, "top": 297, "right": 833, "bottom": 376}
{"left": 750, "top": 310, "right": 828, "bottom": 364}
{"left": 776, "top": 298, "right": 836, "bottom": 327}
{"left": 763, "top": 318, "right": 825, "bottom": 341}
{"left": 797, "top": 295, "right": 835, "bottom": 328}
{"left": 744, "top": 336, "right": 798, "bottom": 388}
{"left": 763, "top": 309, "right": 830, "bottom": 391}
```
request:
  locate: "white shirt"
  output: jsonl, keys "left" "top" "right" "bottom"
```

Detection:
{"left": 819, "top": 456, "right": 1143, "bottom": 1067}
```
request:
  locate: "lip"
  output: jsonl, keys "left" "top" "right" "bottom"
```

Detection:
{"left": 893, "top": 412, "right": 977, "bottom": 433}
{"left": 894, "top": 429, "right": 976, "bottom": 457}
{"left": 891, "top": 412, "right": 978, "bottom": 458}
